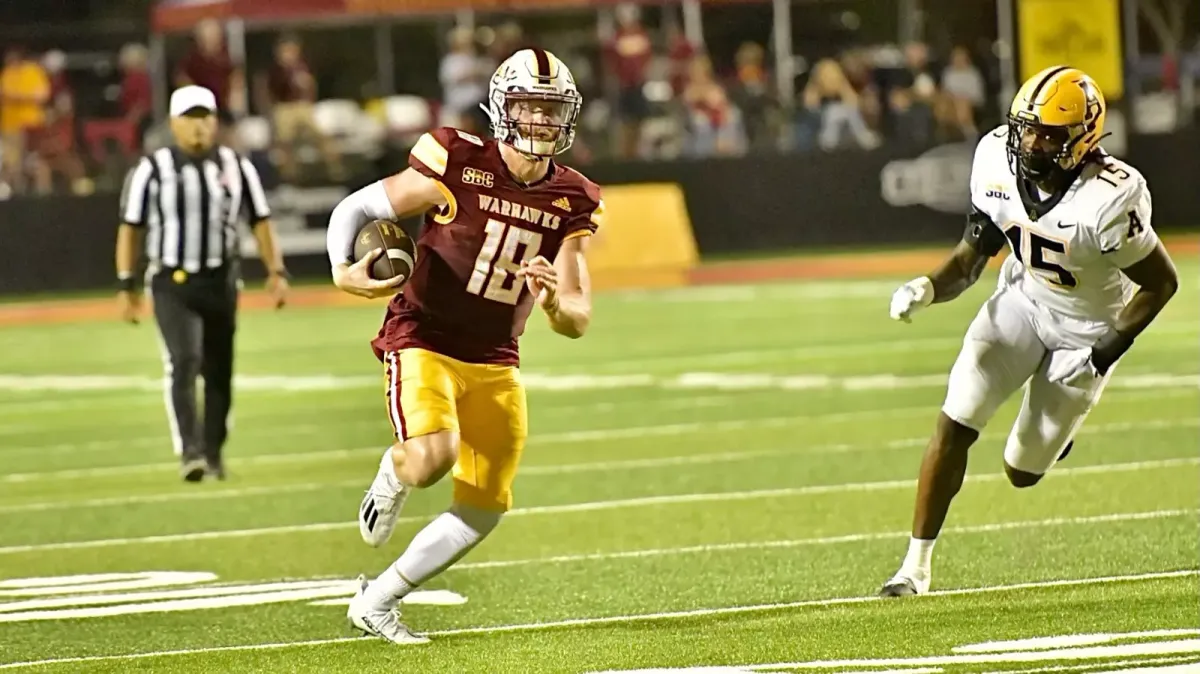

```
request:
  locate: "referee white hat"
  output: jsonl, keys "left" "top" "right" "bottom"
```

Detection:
{"left": 169, "top": 85, "right": 218, "bottom": 117}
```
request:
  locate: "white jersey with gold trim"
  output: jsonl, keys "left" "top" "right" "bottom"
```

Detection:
{"left": 968, "top": 126, "right": 1159, "bottom": 327}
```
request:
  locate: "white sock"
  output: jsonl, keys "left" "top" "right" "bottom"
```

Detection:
{"left": 379, "top": 447, "right": 404, "bottom": 491}
{"left": 901, "top": 537, "right": 936, "bottom": 576}
{"left": 364, "top": 512, "right": 485, "bottom": 608}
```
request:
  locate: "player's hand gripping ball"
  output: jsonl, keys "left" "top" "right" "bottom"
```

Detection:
{"left": 354, "top": 220, "right": 416, "bottom": 281}
{"left": 334, "top": 220, "right": 415, "bottom": 299}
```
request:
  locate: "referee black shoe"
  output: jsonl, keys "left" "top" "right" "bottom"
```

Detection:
{"left": 206, "top": 460, "right": 226, "bottom": 481}
{"left": 180, "top": 458, "right": 207, "bottom": 483}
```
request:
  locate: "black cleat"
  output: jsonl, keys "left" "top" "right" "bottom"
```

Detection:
{"left": 879, "top": 577, "right": 920, "bottom": 597}
{"left": 180, "top": 458, "right": 207, "bottom": 483}
{"left": 206, "top": 461, "right": 226, "bottom": 481}
{"left": 1057, "top": 440, "right": 1075, "bottom": 462}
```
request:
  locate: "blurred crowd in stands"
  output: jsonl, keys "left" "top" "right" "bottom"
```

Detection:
{"left": 1, "top": 3, "right": 1197, "bottom": 198}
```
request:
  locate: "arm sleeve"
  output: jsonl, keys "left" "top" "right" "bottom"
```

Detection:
{"left": 325, "top": 181, "right": 398, "bottom": 266}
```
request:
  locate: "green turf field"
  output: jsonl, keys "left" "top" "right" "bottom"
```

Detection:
{"left": 0, "top": 260, "right": 1197, "bottom": 673}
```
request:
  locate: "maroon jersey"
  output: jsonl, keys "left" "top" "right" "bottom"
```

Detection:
{"left": 371, "top": 127, "right": 604, "bottom": 366}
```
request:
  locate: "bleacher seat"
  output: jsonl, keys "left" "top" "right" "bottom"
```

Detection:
{"left": 236, "top": 116, "right": 272, "bottom": 152}
{"left": 383, "top": 95, "right": 433, "bottom": 136}
{"left": 313, "top": 99, "right": 386, "bottom": 158}
{"left": 312, "top": 99, "right": 365, "bottom": 138}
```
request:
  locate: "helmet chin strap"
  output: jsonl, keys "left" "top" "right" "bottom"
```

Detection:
{"left": 509, "top": 143, "right": 549, "bottom": 162}
{"left": 507, "top": 126, "right": 558, "bottom": 159}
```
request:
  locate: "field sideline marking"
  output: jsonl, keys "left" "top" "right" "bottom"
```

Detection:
{"left": 573, "top": 323, "right": 1199, "bottom": 375}
{"left": 2, "top": 365, "right": 1192, "bottom": 455}
{"left": 0, "top": 510, "right": 1187, "bottom": 617}
{"left": 3, "top": 417, "right": 1194, "bottom": 514}
{"left": 447, "top": 509, "right": 1198, "bottom": 572}
{"left": 6, "top": 381, "right": 1190, "bottom": 460}
{"left": 0, "top": 403, "right": 944, "bottom": 482}
{"left": 4, "top": 389, "right": 1195, "bottom": 482}
{"left": 0, "top": 363, "right": 1196, "bottom": 400}
{"left": 0, "top": 457, "right": 1195, "bottom": 555}
{"left": 0, "top": 570, "right": 1194, "bottom": 670}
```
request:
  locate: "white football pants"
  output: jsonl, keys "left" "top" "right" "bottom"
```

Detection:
{"left": 941, "top": 259, "right": 1116, "bottom": 475}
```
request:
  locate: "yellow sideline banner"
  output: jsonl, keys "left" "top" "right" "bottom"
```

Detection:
{"left": 586, "top": 183, "right": 699, "bottom": 291}
{"left": 1017, "top": 0, "right": 1124, "bottom": 99}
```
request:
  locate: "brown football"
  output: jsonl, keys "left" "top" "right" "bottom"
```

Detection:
{"left": 353, "top": 220, "right": 416, "bottom": 282}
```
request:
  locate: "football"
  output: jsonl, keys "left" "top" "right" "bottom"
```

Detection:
{"left": 353, "top": 219, "right": 416, "bottom": 282}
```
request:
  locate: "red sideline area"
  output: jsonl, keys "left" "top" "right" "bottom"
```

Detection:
{"left": 2, "top": 236, "right": 1196, "bottom": 327}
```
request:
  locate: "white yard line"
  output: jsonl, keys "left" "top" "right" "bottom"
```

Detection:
{"left": 0, "top": 417, "right": 1185, "bottom": 510}
{"left": 976, "top": 656, "right": 1200, "bottom": 674}
{"left": 0, "top": 393, "right": 767, "bottom": 456}
{"left": 0, "top": 404, "right": 936, "bottom": 483}
{"left": 0, "top": 481, "right": 368, "bottom": 514}
{"left": 0, "top": 457, "right": 1194, "bottom": 556}
{"left": 0, "top": 570, "right": 1193, "bottom": 671}
{"left": 7, "top": 363, "right": 1191, "bottom": 397}
{"left": 556, "top": 324, "right": 1200, "bottom": 374}
{"left": 508, "top": 457, "right": 1199, "bottom": 517}
{"left": 5, "top": 383, "right": 1196, "bottom": 483}
{"left": 612, "top": 279, "right": 1200, "bottom": 305}
{"left": 2, "top": 367, "right": 1192, "bottom": 457}
{"left": 447, "top": 509, "right": 1196, "bottom": 572}
{"left": 428, "top": 570, "right": 1200, "bottom": 637}
{"left": 1, "top": 416, "right": 1193, "bottom": 514}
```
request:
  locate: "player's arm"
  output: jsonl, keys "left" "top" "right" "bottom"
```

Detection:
{"left": 115, "top": 223, "right": 143, "bottom": 296}
{"left": 890, "top": 209, "right": 1002, "bottom": 321}
{"left": 1090, "top": 198, "right": 1178, "bottom": 375}
{"left": 115, "top": 219, "right": 146, "bottom": 325}
{"left": 238, "top": 157, "right": 288, "bottom": 278}
{"left": 325, "top": 168, "right": 447, "bottom": 297}
{"left": 115, "top": 159, "right": 153, "bottom": 323}
{"left": 929, "top": 209, "right": 1005, "bottom": 303}
{"left": 115, "top": 159, "right": 153, "bottom": 282}
{"left": 542, "top": 234, "right": 593, "bottom": 339}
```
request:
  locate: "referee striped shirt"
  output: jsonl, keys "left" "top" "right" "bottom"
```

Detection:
{"left": 120, "top": 145, "right": 271, "bottom": 273}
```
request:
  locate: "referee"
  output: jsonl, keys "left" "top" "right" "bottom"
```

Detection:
{"left": 116, "top": 85, "right": 291, "bottom": 483}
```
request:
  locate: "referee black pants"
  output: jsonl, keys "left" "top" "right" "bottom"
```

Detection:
{"left": 148, "top": 265, "right": 238, "bottom": 465}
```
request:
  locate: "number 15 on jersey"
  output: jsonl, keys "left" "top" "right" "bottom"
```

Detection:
{"left": 466, "top": 219, "right": 544, "bottom": 305}
{"left": 1004, "top": 223, "right": 1078, "bottom": 288}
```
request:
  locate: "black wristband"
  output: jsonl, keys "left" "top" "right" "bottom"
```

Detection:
{"left": 117, "top": 276, "right": 135, "bottom": 292}
{"left": 1091, "top": 331, "right": 1133, "bottom": 375}
{"left": 270, "top": 268, "right": 291, "bottom": 281}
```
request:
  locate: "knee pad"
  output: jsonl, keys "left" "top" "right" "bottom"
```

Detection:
{"left": 450, "top": 502, "right": 503, "bottom": 537}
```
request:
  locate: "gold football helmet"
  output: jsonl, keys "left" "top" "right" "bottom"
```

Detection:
{"left": 1007, "top": 66, "right": 1107, "bottom": 184}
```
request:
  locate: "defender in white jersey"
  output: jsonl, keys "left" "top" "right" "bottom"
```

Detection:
{"left": 878, "top": 66, "right": 1179, "bottom": 597}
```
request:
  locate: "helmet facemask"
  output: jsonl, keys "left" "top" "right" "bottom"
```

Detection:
{"left": 1006, "top": 114, "right": 1089, "bottom": 187}
{"left": 486, "top": 89, "right": 581, "bottom": 158}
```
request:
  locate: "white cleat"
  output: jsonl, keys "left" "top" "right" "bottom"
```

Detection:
{"left": 878, "top": 570, "right": 931, "bottom": 597}
{"left": 358, "top": 454, "right": 408, "bottom": 548}
{"left": 346, "top": 575, "right": 429, "bottom": 645}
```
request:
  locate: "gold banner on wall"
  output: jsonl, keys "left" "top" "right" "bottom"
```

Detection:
{"left": 586, "top": 183, "right": 699, "bottom": 291}
{"left": 1017, "top": 0, "right": 1124, "bottom": 99}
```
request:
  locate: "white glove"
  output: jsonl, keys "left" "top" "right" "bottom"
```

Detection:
{"left": 890, "top": 276, "right": 935, "bottom": 323}
{"left": 1046, "top": 348, "right": 1100, "bottom": 389}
